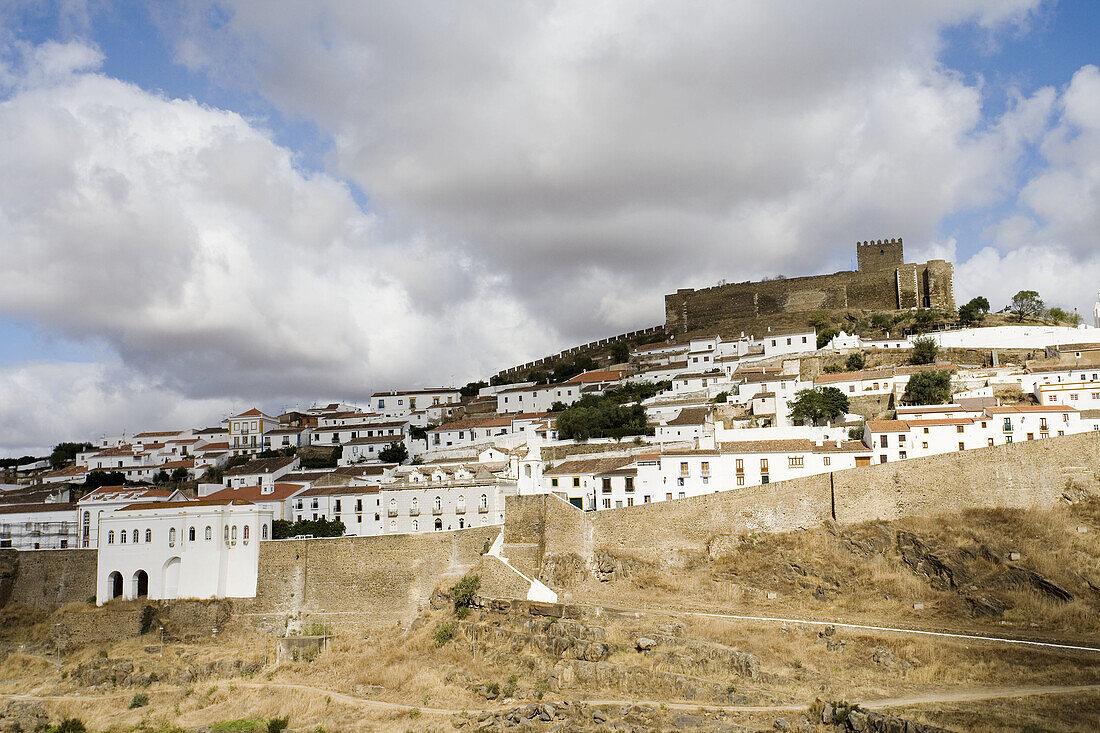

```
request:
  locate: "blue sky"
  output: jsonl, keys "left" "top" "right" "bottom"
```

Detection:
{"left": 0, "top": 1, "right": 1098, "bottom": 454}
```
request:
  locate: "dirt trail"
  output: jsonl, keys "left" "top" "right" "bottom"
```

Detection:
{"left": 6, "top": 680, "right": 1100, "bottom": 717}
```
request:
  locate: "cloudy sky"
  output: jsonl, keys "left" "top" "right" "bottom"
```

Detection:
{"left": 1, "top": 1, "right": 1098, "bottom": 455}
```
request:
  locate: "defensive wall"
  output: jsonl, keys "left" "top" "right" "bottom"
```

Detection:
{"left": 495, "top": 325, "right": 664, "bottom": 379}
{"left": 503, "top": 430, "right": 1100, "bottom": 579}
{"left": 0, "top": 547, "right": 97, "bottom": 611}
{"left": 665, "top": 240, "right": 954, "bottom": 335}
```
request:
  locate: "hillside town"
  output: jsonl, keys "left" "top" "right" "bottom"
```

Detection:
{"left": 4, "top": 272, "right": 1100, "bottom": 607}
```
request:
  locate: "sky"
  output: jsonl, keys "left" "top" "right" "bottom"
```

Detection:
{"left": 0, "top": 0, "right": 1098, "bottom": 456}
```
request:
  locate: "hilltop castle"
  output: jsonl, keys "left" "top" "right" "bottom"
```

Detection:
{"left": 665, "top": 238, "right": 954, "bottom": 334}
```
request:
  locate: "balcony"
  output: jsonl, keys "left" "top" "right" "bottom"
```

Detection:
{"left": 478, "top": 506, "right": 489, "bottom": 514}
{"left": 409, "top": 508, "right": 420, "bottom": 517}
{"left": 432, "top": 507, "right": 443, "bottom": 515}
{"left": 387, "top": 509, "right": 398, "bottom": 518}
{"left": 455, "top": 506, "right": 466, "bottom": 514}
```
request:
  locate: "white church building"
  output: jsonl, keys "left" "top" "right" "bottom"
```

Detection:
{"left": 96, "top": 499, "right": 272, "bottom": 605}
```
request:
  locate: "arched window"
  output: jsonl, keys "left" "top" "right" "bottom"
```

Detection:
{"left": 188, "top": 526, "right": 196, "bottom": 542}
{"left": 456, "top": 495, "right": 466, "bottom": 513}
{"left": 433, "top": 496, "right": 442, "bottom": 512}
{"left": 107, "top": 530, "right": 114, "bottom": 544}
{"left": 82, "top": 511, "right": 90, "bottom": 527}
{"left": 412, "top": 519, "right": 418, "bottom": 532}
{"left": 132, "top": 529, "right": 138, "bottom": 544}
{"left": 243, "top": 525, "right": 250, "bottom": 541}
{"left": 411, "top": 497, "right": 419, "bottom": 514}
{"left": 388, "top": 498, "right": 396, "bottom": 514}
{"left": 145, "top": 529, "right": 152, "bottom": 543}
{"left": 261, "top": 524, "right": 269, "bottom": 539}
{"left": 231, "top": 525, "right": 238, "bottom": 541}
{"left": 224, "top": 525, "right": 229, "bottom": 543}
{"left": 168, "top": 527, "right": 176, "bottom": 546}
{"left": 459, "top": 517, "right": 464, "bottom": 529}
{"left": 389, "top": 519, "right": 396, "bottom": 531}
{"left": 205, "top": 526, "right": 212, "bottom": 540}
{"left": 434, "top": 518, "right": 442, "bottom": 531}
{"left": 525, "top": 464, "right": 532, "bottom": 478}
{"left": 119, "top": 530, "right": 126, "bottom": 544}
{"left": 479, "top": 494, "right": 488, "bottom": 510}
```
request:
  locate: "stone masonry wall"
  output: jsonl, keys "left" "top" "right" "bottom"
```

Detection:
{"left": 1, "top": 548, "right": 98, "bottom": 611}
{"left": 244, "top": 525, "right": 499, "bottom": 632}
{"left": 507, "top": 431, "right": 1100, "bottom": 573}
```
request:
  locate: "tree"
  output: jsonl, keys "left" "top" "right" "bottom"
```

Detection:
{"left": 84, "top": 471, "right": 125, "bottom": 490}
{"left": 902, "top": 370, "right": 953, "bottom": 405}
{"left": 1047, "top": 307, "right": 1080, "bottom": 325}
{"left": 271, "top": 517, "right": 345, "bottom": 539}
{"left": 817, "top": 329, "right": 839, "bottom": 349}
{"left": 153, "top": 470, "right": 170, "bottom": 484}
{"left": 845, "top": 352, "right": 865, "bottom": 371}
{"left": 527, "top": 369, "right": 550, "bottom": 385}
{"left": 610, "top": 342, "right": 630, "bottom": 363}
{"left": 870, "top": 313, "right": 893, "bottom": 331}
{"left": 910, "top": 336, "right": 938, "bottom": 365}
{"left": 379, "top": 442, "right": 409, "bottom": 464}
{"left": 1010, "top": 290, "right": 1044, "bottom": 322}
{"left": 554, "top": 381, "right": 669, "bottom": 441}
{"left": 460, "top": 380, "right": 487, "bottom": 398}
{"left": 49, "top": 442, "right": 93, "bottom": 470}
{"left": 958, "top": 296, "right": 991, "bottom": 326}
{"left": 788, "top": 387, "right": 850, "bottom": 426}
{"left": 170, "top": 467, "right": 189, "bottom": 482}
{"left": 912, "top": 309, "right": 937, "bottom": 332}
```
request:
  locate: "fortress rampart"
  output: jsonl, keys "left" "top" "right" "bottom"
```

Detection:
{"left": 665, "top": 239, "right": 955, "bottom": 334}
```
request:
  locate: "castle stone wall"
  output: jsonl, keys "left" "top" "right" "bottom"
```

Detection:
{"left": 1, "top": 548, "right": 98, "bottom": 611}
{"left": 506, "top": 431, "right": 1100, "bottom": 574}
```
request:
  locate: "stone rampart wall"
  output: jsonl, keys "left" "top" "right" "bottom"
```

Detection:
{"left": 0, "top": 548, "right": 98, "bottom": 611}
{"left": 506, "top": 431, "right": 1100, "bottom": 575}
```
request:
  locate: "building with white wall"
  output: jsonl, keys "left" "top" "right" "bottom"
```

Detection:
{"left": 96, "top": 499, "right": 271, "bottom": 605}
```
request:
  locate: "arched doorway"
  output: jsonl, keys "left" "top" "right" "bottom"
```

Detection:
{"left": 108, "top": 571, "right": 123, "bottom": 600}
{"left": 163, "top": 557, "right": 181, "bottom": 599}
{"left": 133, "top": 569, "right": 149, "bottom": 598}
{"left": 434, "top": 518, "right": 442, "bottom": 531}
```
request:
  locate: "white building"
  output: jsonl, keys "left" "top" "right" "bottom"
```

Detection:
{"left": 0, "top": 503, "right": 78, "bottom": 550}
{"left": 370, "top": 388, "right": 461, "bottom": 417}
{"left": 496, "top": 382, "right": 582, "bottom": 414}
{"left": 96, "top": 499, "right": 271, "bottom": 605}
{"left": 224, "top": 408, "right": 280, "bottom": 458}
{"left": 223, "top": 455, "right": 300, "bottom": 489}
{"left": 78, "top": 486, "right": 184, "bottom": 548}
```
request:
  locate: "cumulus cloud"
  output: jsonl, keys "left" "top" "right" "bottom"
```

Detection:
{"left": 0, "top": 41, "right": 549, "bottom": 449}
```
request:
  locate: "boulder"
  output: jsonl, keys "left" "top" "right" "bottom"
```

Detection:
{"left": 635, "top": 637, "right": 656, "bottom": 651}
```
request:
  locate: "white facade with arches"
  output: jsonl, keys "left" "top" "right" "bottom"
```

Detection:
{"left": 95, "top": 499, "right": 272, "bottom": 605}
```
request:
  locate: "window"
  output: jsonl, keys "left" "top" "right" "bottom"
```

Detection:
{"left": 479, "top": 494, "right": 488, "bottom": 510}
{"left": 700, "top": 461, "right": 709, "bottom": 476}
{"left": 262, "top": 524, "right": 269, "bottom": 539}
{"left": 107, "top": 530, "right": 114, "bottom": 544}
{"left": 1040, "top": 418, "right": 1048, "bottom": 429}
{"left": 1003, "top": 418, "right": 1012, "bottom": 431}
{"left": 120, "top": 530, "right": 127, "bottom": 544}
{"left": 625, "top": 477, "right": 634, "bottom": 491}
{"left": 736, "top": 475, "right": 744, "bottom": 486}
{"left": 880, "top": 435, "right": 889, "bottom": 448}
{"left": 788, "top": 456, "right": 804, "bottom": 468}
{"left": 760, "top": 458, "right": 768, "bottom": 472}
{"left": 988, "top": 438, "right": 994, "bottom": 446}
{"left": 433, "top": 496, "right": 442, "bottom": 513}
{"left": 880, "top": 455, "right": 888, "bottom": 464}
{"left": 205, "top": 526, "right": 212, "bottom": 540}
{"left": 334, "top": 499, "right": 341, "bottom": 513}
{"left": 572, "top": 477, "right": 580, "bottom": 488}
{"left": 145, "top": 529, "right": 152, "bottom": 543}
{"left": 958, "top": 442, "right": 965, "bottom": 451}
{"left": 956, "top": 425, "right": 965, "bottom": 433}
{"left": 169, "top": 527, "right": 176, "bottom": 546}
{"left": 602, "top": 478, "right": 612, "bottom": 492}
{"left": 188, "top": 526, "right": 195, "bottom": 541}
{"left": 823, "top": 456, "right": 830, "bottom": 466}
{"left": 922, "top": 441, "right": 928, "bottom": 449}
{"left": 243, "top": 525, "right": 250, "bottom": 542}
{"left": 412, "top": 520, "right": 418, "bottom": 532}
{"left": 677, "top": 477, "right": 685, "bottom": 486}
{"left": 666, "top": 492, "right": 673, "bottom": 501}
{"left": 411, "top": 497, "right": 419, "bottom": 514}
{"left": 680, "top": 461, "right": 689, "bottom": 476}
{"left": 603, "top": 499, "right": 611, "bottom": 509}
{"left": 735, "top": 459, "right": 744, "bottom": 473}
{"left": 456, "top": 495, "right": 466, "bottom": 513}
{"left": 224, "top": 526, "right": 229, "bottom": 543}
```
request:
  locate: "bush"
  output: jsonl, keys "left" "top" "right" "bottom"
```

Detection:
{"left": 271, "top": 518, "right": 345, "bottom": 539}
{"left": 453, "top": 574, "right": 481, "bottom": 610}
{"left": 49, "top": 720, "right": 86, "bottom": 733}
{"left": 267, "top": 717, "right": 290, "bottom": 733}
{"left": 129, "top": 693, "right": 149, "bottom": 709}
{"left": 378, "top": 442, "right": 408, "bottom": 464}
{"left": 555, "top": 381, "right": 669, "bottom": 441}
{"left": 817, "top": 329, "right": 838, "bottom": 349}
{"left": 711, "top": 391, "right": 729, "bottom": 404}
{"left": 910, "top": 336, "right": 938, "bottom": 365}
{"left": 434, "top": 622, "right": 454, "bottom": 646}
{"left": 455, "top": 605, "right": 469, "bottom": 620}
{"left": 903, "top": 370, "right": 953, "bottom": 406}
{"left": 845, "top": 352, "right": 865, "bottom": 371}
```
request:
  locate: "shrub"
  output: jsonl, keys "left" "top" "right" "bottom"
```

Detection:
{"left": 129, "top": 693, "right": 149, "bottom": 709}
{"left": 453, "top": 574, "right": 481, "bottom": 611}
{"left": 845, "top": 351, "right": 865, "bottom": 371}
{"left": 49, "top": 720, "right": 86, "bottom": 733}
{"left": 434, "top": 622, "right": 454, "bottom": 647}
{"left": 910, "top": 336, "right": 938, "bottom": 365}
{"left": 455, "top": 605, "right": 470, "bottom": 620}
{"left": 267, "top": 717, "right": 290, "bottom": 733}
{"left": 503, "top": 674, "right": 518, "bottom": 698}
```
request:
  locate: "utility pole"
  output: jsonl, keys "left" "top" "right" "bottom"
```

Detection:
{"left": 159, "top": 626, "right": 165, "bottom": 657}
{"left": 55, "top": 623, "right": 61, "bottom": 671}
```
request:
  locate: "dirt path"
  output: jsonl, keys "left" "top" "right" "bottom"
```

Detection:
{"left": 7, "top": 680, "right": 1100, "bottom": 717}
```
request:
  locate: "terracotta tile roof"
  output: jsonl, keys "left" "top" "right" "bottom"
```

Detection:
{"left": 205, "top": 483, "right": 306, "bottom": 502}
{"left": 866, "top": 420, "right": 910, "bottom": 433}
{"left": 224, "top": 456, "right": 297, "bottom": 476}
{"left": 545, "top": 456, "right": 636, "bottom": 476}
{"left": 985, "top": 405, "right": 1077, "bottom": 414}
{"left": 80, "top": 486, "right": 174, "bottom": 502}
{"left": 195, "top": 442, "right": 229, "bottom": 452}
{"left": 1079, "top": 409, "right": 1100, "bottom": 419}
{"left": 0, "top": 502, "right": 77, "bottom": 515}
{"left": 120, "top": 498, "right": 254, "bottom": 511}
{"left": 816, "top": 364, "right": 957, "bottom": 385}
{"left": 158, "top": 459, "right": 195, "bottom": 470}
{"left": 719, "top": 439, "right": 816, "bottom": 453}
{"left": 133, "top": 430, "right": 183, "bottom": 438}
{"left": 429, "top": 417, "right": 513, "bottom": 432}
{"left": 906, "top": 418, "right": 975, "bottom": 427}
{"left": 565, "top": 369, "right": 626, "bottom": 384}
{"left": 297, "top": 484, "right": 380, "bottom": 497}
{"left": 231, "top": 408, "right": 268, "bottom": 418}
{"left": 812, "top": 441, "right": 872, "bottom": 453}
{"left": 665, "top": 407, "right": 710, "bottom": 426}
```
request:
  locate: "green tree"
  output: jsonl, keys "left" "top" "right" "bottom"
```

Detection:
{"left": 460, "top": 380, "right": 487, "bottom": 398}
{"left": 910, "top": 336, "right": 938, "bottom": 365}
{"left": 527, "top": 369, "right": 551, "bottom": 385}
{"left": 845, "top": 351, "right": 865, "bottom": 371}
{"left": 610, "top": 341, "right": 630, "bottom": 363}
{"left": 554, "top": 381, "right": 669, "bottom": 440}
{"left": 817, "top": 329, "right": 839, "bottom": 349}
{"left": 902, "top": 370, "right": 953, "bottom": 405}
{"left": 379, "top": 442, "right": 409, "bottom": 464}
{"left": 84, "top": 471, "right": 125, "bottom": 489}
{"left": 1010, "top": 290, "right": 1044, "bottom": 322}
{"left": 170, "top": 467, "right": 189, "bottom": 482}
{"left": 958, "top": 296, "right": 991, "bottom": 326}
{"left": 870, "top": 313, "right": 893, "bottom": 331}
{"left": 788, "top": 387, "right": 850, "bottom": 426}
{"left": 1047, "top": 307, "right": 1080, "bottom": 325}
{"left": 912, "top": 309, "right": 938, "bottom": 332}
{"left": 271, "top": 517, "right": 345, "bottom": 539}
{"left": 49, "top": 442, "right": 93, "bottom": 470}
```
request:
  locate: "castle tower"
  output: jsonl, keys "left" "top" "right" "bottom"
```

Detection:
{"left": 857, "top": 238, "right": 904, "bottom": 272}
